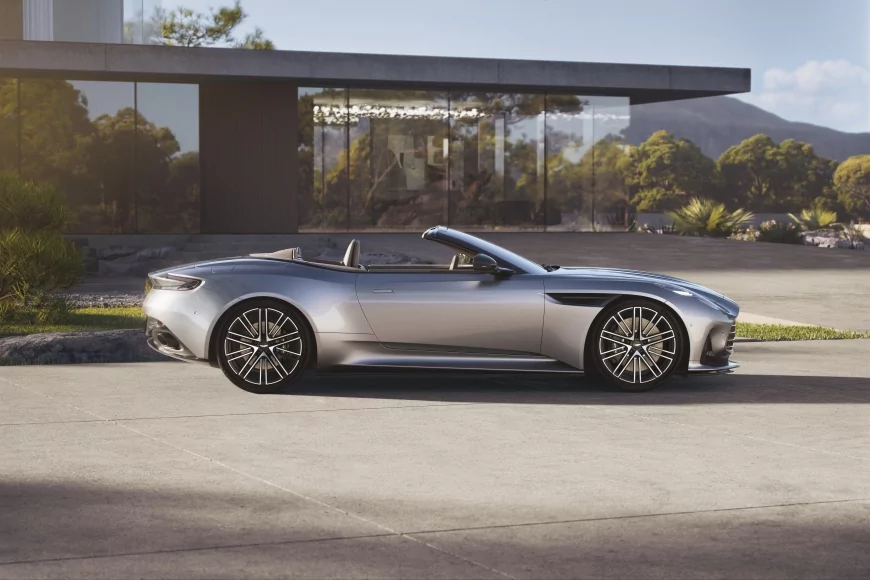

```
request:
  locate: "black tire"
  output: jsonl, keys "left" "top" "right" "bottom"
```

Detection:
{"left": 587, "top": 298, "right": 683, "bottom": 393}
{"left": 216, "top": 299, "right": 312, "bottom": 394}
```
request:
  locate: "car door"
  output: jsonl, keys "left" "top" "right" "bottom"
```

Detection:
{"left": 355, "top": 270, "right": 545, "bottom": 354}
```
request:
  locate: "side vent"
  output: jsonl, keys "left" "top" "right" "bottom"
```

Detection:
{"left": 546, "top": 293, "right": 617, "bottom": 307}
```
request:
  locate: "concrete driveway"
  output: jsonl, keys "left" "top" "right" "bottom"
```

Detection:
{"left": 2, "top": 340, "right": 869, "bottom": 579}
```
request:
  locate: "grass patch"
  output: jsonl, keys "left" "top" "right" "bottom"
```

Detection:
{"left": 0, "top": 306, "right": 145, "bottom": 337}
{"left": 736, "top": 321, "right": 870, "bottom": 341}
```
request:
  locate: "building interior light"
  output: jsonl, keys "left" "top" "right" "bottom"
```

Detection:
{"left": 311, "top": 104, "right": 629, "bottom": 125}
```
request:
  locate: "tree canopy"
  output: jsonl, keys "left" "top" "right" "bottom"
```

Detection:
{"left": 625, "top": 130, "right": 720, "bottom": 212}
{"left": 833, "top": 155, "right": 870, "bottom": 220}
{"left": 156, "top": 0, "right": 274, "bottom": 49}
{"left": 718, "top": 134, "right": 837, "bottom": 212}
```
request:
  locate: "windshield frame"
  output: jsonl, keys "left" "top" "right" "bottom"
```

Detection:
{"left": 422, "top": 226, "right": 548, "bottom": 275}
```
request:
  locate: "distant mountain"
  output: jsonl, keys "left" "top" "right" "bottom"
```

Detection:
{"left": 627, "top": 96, "right": 870, "bottom": 162}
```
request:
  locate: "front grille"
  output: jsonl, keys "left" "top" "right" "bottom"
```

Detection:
{"left": 726, "top": 322, "right": 736, "bottom": 353}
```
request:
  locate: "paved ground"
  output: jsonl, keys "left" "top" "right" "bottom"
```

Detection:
{"left": 71, "top": 233, "right": 870, "bottom": 330}
{"left": 2, "top": 340, "right": 869, "bottom": 579}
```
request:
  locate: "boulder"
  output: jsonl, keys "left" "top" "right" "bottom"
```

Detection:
{"left": 0, "top": 329, "right": 169, "bottom": 365}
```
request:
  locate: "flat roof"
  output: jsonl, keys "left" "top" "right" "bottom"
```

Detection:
{"left": 0, "top": 40, "right": 751, "bottom": 104}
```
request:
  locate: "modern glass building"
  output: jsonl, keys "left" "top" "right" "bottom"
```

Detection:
{"left": 0, "top": 1, "right": 750, "bottom": 235}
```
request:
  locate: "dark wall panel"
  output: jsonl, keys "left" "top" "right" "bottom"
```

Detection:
{"left": 200, "top": 81, "right": 298, "bottom": 234}
{"left": 0, "top": 0, "right": 23, "bottom": 40}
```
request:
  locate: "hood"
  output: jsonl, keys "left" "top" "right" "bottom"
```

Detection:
{"left": 557, "top": 267, "right": 739, "bottom": 318}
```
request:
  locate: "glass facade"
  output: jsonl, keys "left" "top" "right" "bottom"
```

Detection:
{"left": 0, "top": 78, "right": 199, "bottom": 234}
{"left": 298, "top": 88, "right": 631, "bottom": 231}
{"left": 19, "top": 0, "right": 160, "bottom": 44}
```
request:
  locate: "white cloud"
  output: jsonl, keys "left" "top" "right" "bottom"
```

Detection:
{"left": 739, "top": 59, "right": 870, "bottom": 133}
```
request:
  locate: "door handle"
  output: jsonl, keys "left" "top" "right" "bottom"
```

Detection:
{"left": 372, "top": 289, "right": 394, "bottom": 293}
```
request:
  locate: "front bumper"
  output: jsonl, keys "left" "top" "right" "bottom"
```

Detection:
{"left": 688, "top": 360, "right": 739, "bottom": 374}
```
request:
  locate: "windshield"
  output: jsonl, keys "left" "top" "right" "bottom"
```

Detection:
{"left": 424, "top": 227, "right": 548, "bottom": 274}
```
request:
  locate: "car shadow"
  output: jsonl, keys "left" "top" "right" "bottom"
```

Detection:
{"left": 285, "top": 371, "right": 870, "bottom": 405}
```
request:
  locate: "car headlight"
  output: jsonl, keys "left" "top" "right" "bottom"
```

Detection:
{"left": 148, "top": 273, "right": 202, "bottom": 291}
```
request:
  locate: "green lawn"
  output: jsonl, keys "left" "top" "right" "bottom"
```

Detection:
{"left": 736, "top": 321, "right": 870, "bottom": 341}
{"left": 0, "top": 306, "right": 145, "bottom": 337}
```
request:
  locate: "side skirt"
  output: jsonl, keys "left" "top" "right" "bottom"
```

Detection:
{"left": 315, "top": 334, "right": 582, "bottom": 374}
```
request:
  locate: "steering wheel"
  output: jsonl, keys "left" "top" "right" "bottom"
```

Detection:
{"left": 449, "top": 255, "right": 459, "bottom": 271}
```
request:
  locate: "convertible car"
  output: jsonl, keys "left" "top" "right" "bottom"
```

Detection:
{"left": 143, "top": 226, "right": 739, "bottom": 393}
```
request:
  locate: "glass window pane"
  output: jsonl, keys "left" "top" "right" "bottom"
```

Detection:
{"left": 0, "top": 78, "right": 18, "bottom": 174}
{"left": 53, "top": 0, "right": 124, "bottom": 43}
{"left": 124, "top": 0, "right": 160, "bottom": 44}
{"left": 135, "top": 82, "right": 199, "bottom": 233}
{"left": 20, "top": 79, "right": 135, "bottom": 233}
{"left": 449, "top": 93, "right": 545, "bottom": 231}
{"left": 347, "top": 89, "right": 449, "bottom": 231}
{"left": 298, "top": 88, "right": 348, "bottom": 231}
{"left": 545, "top": 95, "right": 593, "bottom": 231}
{"left": 590, "top": 96, "right": 631, "bottom": 231}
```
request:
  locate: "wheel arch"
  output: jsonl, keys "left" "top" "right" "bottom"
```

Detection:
{"left": 207, "top": 295, "right": 318, "bottom": 369}
{"left": 583, "top": 294, "right": 691, "bottom": 375}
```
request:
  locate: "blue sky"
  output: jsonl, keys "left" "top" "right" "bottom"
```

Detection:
{"left": 160, "top": 0, "right": 869, "bottom": 134}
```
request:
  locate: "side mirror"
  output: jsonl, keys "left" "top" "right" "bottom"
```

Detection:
{"left": 472, "top": 253, "right": 513, "bottom": 276}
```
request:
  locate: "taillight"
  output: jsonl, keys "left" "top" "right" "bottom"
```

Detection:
{"left": 148, "top": 274, "right": 203, "bottom": 291}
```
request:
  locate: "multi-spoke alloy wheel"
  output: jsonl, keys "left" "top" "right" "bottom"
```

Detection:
{"left": 589, "top": 299, "right": 683, "bottom": 392}
{"left": 216, "top": 300, "right": 310, "bottom": 394}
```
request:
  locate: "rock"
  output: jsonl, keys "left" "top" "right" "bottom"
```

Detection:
{"left": 0, "top": 329, "right": 169, "bottom": 365}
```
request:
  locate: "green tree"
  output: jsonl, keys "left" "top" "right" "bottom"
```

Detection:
{"left": 626, "top": 131, "right": 720, "bottom": 211}
{"left": 156, "top": 0, "right": 274, "bottom": 49}
{"left": 833, "top": 155, "right": 870, "bottom": 219}
{"left": 718, "top": 134, "right": 784, "bottom": 209}
{"left": 718, "top": 134, "right": 837, "bottom": 212}
{"left": 778, "top": 139, "right": 838, "bottom": 210}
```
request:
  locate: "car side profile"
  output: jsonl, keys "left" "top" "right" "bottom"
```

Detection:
{"left": 143, "top": 226, "right": 739, "bottom": 393}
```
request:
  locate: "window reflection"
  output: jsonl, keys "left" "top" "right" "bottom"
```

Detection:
{"left": 449, "top": 93, "right": 546, "bottom": 230}
{"left": 124, "top": 0, "right": 161, "bottom": 44}
{"left": 545, "top": 95, "right": 593, "bottom": 231}
{"left": 135, "top": 83, "right": 200, "bottom": 233}
{"left": 589, "top": 97, "right": 631, "bottom": 231}
{"left": 298, "top": 88, "right": 349, "bottom": 231}
{"left": 20, "top": 79, "right": 135, "bottom": 233}
{"left": 347, "top": 90, "right": 449, "bottom": 230}
{"left": 0, "top": 78, "right": 18, "bottom": 174}
{"left": 17, "top": 79, "right": 198, "bottom": 234}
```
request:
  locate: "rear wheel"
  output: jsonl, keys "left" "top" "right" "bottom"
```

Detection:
{"left": 588, "top": 299, "right": 683, "bottom": 392}
{"left": 216, "top": 299, "right": 311, "bottom": 394}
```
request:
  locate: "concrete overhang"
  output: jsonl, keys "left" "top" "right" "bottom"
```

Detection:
{"left": 0, "top": 40, "right": 751, "bottom": 104}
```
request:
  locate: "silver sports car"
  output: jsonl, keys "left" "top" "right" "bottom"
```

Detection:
{"left": 143, "top": 226, "right": 739, "bottom": 393}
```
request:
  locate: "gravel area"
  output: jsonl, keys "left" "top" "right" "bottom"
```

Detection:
{"left": 61, "top": 291, "right": 145, "bottom": 309}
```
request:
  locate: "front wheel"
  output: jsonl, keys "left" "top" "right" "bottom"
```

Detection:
{"left": 216, "top": 299, "right": 312, "bottom": 394}
{"left": 588, "top": 299, "right": 684, "bottom": 392}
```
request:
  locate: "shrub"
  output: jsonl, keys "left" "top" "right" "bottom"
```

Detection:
{"left": 788, "top": 206, "right": 838, "bottom": 231}
{"left": 0, "top": 173, "right": 70, "bottom": 234}
{"left": 0, "top": 229, "right": 84, "bottom": 307}
{"left": 0, "top": 174, "right": 84, "bottom": 325}
{"left": 666, "top": 198, "right": 755, "bottom": 238}
{"left": 838, "top": 222, "right": 867, "bottom": 249}
{"left": 756, "top": 220, "right": 803, "bottom": 244}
